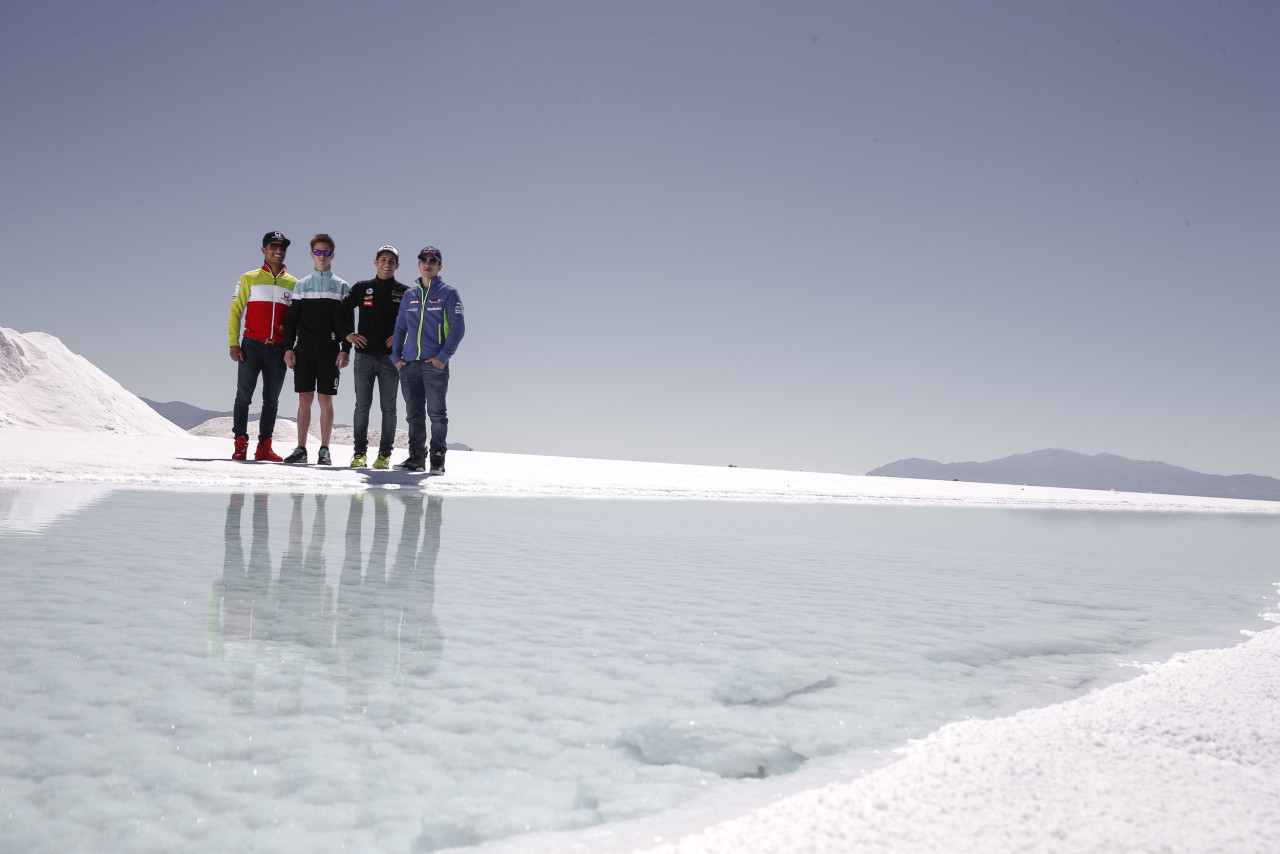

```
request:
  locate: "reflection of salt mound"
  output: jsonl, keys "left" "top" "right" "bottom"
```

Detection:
{"left": 0, "top": 328, "right": 184, "bottom": 437}
{"left": 0, "top": 483, "right": 114, "bottom": 533}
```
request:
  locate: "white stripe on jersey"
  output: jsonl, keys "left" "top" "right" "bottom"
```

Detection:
{"left": 248, "top": 283, "right": 293, "bottom": 304}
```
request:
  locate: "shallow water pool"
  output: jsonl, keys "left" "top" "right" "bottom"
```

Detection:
{"left": 1, "top": 486, "right": 1277, "bottom": 852}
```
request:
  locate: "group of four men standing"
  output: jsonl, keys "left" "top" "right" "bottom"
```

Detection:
{"left": 227, "top": 231, "right": 464, "bottom": 474}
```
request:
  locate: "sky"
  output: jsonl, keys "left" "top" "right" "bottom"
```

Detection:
{"left": 3, "top": 0, "right": 1279, "bottom": 477}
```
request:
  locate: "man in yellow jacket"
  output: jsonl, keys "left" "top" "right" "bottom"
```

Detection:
{"left": 227, "top": 231, "right": 298, "bottom": 461}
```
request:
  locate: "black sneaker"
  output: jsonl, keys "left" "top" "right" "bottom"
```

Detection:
{"left": 282, "top": 446, "right": 308, "bottom": 464}
{"left": 317, "top": 446, "right": 332, "bottom": 466}
{"left": 396, "top": 453, "right": 426, "bottom": 472}
{"left": 429, "top": 449, "right": 446, "bottom": 474}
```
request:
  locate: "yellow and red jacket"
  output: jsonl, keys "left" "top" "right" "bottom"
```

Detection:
{"left": 227, "top": 264, "right": 298, "bottom": 346}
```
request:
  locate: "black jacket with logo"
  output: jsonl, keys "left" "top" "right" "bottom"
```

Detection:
{"left": 282, "top": 270, "right": 351, "bottom": 352}
{"left": 336, "top": 277, "right": 408, "bottom": 356}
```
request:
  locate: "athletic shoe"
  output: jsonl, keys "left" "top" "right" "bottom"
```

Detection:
{"left": 350, "top": 453, "right": 367, "bottom": 467}
{"left": 373, "top": 454, "right": 392, "bottom": 470}
{"left": 254, "top": 439, "right": 283, "bottom": 462}
{"left": 397, "top": 453, "right": 426, "bottom": 472}
{"left": 282, "top": 447, "right": 308, "bottom": 464}
{"left": 429, "top": 449, "right": 446, "bottom": 474}
{"left": 232, "top": 435, "right": 249, "bottom": 461}
{"left": 317, "top": 447, "right": 332, "bottom": 466}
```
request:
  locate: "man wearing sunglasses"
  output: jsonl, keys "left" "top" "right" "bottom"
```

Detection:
{"left": 392, "top": 246, "right": 465, "bottom": 474}
{"left": 336, "top": 245, "right": 409, "bottom": 468}
{"left": 280, "top": 234, "right": 351, "bottom": 466}
{"left": 227, "top": 231, "right": 299, "bottom": 461}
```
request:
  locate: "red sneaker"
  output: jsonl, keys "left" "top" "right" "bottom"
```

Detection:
{"left": 232, "top": 435, "right": 249, "bottom": 460}
{"left": 254, "top": 439, "right": 283, "bottom": 462}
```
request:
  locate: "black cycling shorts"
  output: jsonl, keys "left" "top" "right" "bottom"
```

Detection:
{"left": 292, "top": 346, "right": 341, "bottom": 396}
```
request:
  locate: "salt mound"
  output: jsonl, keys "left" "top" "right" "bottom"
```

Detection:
{"left": 189, "top": 416, "right": 411, "bottom": 450}
{"left": 0, "top": 328, "right": 185, "bottom": 437}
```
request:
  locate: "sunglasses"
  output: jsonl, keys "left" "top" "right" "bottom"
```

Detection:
{"left": 267, "top": 242, "right": 287, "bottom": 250}
{"left": 312, "top": 248, "right": 333, "bottom": 257}
{"left": 420, "top": 255, "right": 441, "bottom": 263}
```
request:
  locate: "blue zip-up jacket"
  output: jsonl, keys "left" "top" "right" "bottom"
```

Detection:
{"left": 391, "top": 276, "right": 465, "bottom": 364}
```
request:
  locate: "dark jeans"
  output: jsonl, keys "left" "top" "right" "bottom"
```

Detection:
{"left": 234, "top": 338, "right": 287, "bottom": 440}
{"left": 353, "top": 352, "right": 400, "bottom": 455}
{"left": 399, "top": 360, "right": 449, "bottom": 455}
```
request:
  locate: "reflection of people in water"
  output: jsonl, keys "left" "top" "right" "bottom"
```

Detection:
{"left": 213, "top": 490, "right": 443, "bottom": 716}
{"left": 387, "top": 492, "right": 443, "bottom": 678}
{"left": 273, "top": 493, "right": 334, "bottom": 649}
{"left": 213, "top": 492, "right": 274, "bottom": 711}
{"left": 337, "top": 491, "right": 444, "bottom": 716}
{"left": 272, "top": 493, "right": 335, "bottom": 712}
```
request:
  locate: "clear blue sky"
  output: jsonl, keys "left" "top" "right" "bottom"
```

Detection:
{"left": 3, "top": 1, "right": 1278, "bottom": 476}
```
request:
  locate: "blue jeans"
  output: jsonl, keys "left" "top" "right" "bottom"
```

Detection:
{"left": 234, "top": 338, "right": 287, "bottom": 440}
{"left": 399, "top": 360, "right": 449, "bottom": 455}
{"left": 353, "top": 353, "right": 400, "bottom": 455}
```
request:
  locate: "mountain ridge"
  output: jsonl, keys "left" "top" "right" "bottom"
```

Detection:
{"left": 868, "top": 449, "right": 1280, "bottom": 502}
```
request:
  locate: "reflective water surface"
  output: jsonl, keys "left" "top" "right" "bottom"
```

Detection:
{"left": 1, "top": 486, "right": 1277, "bottom": 853}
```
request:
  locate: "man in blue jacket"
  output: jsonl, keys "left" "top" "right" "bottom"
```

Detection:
{"left": 391, "top": 246, "right": 465, "bottom": 474}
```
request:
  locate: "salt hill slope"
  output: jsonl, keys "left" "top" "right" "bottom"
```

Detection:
{"left": 0, "top": 328, "right": 184, "bottom": 437}
{"left": 869, "top": 448, "right": 1280, "bottom": 502}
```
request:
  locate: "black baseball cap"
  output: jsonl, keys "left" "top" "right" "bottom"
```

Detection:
{"left": 418, "top": 246, "right": 443, "bottom": 263}
{"left": 375, "top": 244, "right": 399, "bottom": 260}
{"left": 262, "top": 231, "right": 291, "bottom": 248}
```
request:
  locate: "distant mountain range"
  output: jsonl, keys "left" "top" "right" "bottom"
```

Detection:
{"left": 868, "top": 449, "right": 1280, "bottom": 502}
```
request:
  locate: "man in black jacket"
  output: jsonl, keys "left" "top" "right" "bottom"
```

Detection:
{"left": 336, "top": 245, "right": 408, "bottom": 468}
{"left": 281, "top": 233, "right": 351, "bottom": 465}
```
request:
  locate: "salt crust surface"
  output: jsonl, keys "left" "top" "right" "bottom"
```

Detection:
{"left": 625, "top": 627, "right": 1280, "bottom": 854}
{"left": 4, "top": 427, "right": 1280, "bottom": 515}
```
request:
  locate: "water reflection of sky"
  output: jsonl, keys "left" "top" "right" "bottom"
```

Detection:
{"left": 1, "top": 487, "right": 1278, "bottom": 853}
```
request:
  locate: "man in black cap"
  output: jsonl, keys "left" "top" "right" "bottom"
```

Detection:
{"left": 336, "top": 245, "right": 409, "bottom": 468}
{"left": 226, "top": 231, "right": 298, "bottom": 461}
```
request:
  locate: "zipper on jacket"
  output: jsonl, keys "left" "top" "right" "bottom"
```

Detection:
{"left": 265, "top": 264, "right": 287, "bottom": 342}
{"left": 415, "top": 278, "right": 431, "bottom": 356}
